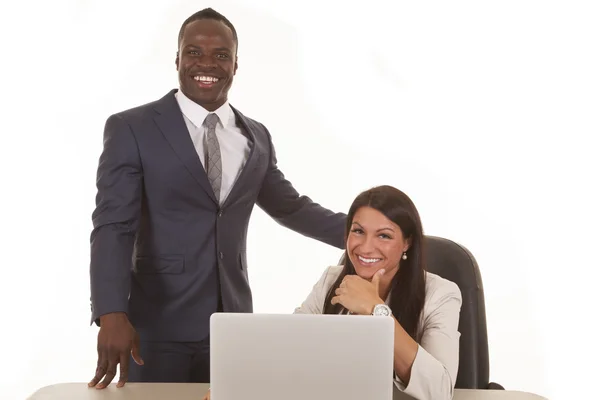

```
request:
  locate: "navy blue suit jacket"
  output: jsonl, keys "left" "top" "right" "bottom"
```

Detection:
{"left": 89, "top": 90, "right": 346, "bottom": 341}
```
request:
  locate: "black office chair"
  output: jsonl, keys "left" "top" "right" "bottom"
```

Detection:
{"left": 338, "top": 235, "right": 504, "bottom": 390}
{"left": 423, "top": 235, "right": 503, "bottom": 390}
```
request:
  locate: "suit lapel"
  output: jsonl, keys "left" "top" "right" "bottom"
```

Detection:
{"left": 153, "top": 90, "right": 218, "bottom": 204}
{"left": 222, "top": 106, "right": 261, "bottom": 208}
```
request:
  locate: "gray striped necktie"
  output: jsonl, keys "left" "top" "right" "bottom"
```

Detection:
{"left": 203, "top": 113, "right": 222, "bottom": 201}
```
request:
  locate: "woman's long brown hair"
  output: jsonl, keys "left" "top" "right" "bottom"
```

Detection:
{"left": 322, "top": 185, "right": 427, "bottom": 340}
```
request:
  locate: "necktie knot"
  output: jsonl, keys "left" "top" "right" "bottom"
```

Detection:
{"left": 204, "top": 113, "right": 219, "bottom": 130}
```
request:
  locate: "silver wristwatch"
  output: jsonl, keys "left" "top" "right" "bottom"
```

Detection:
{"left": 371, "top": 304, "right": 392, "bottom": 316}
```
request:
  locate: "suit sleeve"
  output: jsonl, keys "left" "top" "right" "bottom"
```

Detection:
{"left": 89, "top": 114, "right": 143, "bottom": 326}
{"left": 256, "top": 126, "right": 346, "bottom": 249}
{"left": 394, "top": 282, "right": 462, "bottom": 400}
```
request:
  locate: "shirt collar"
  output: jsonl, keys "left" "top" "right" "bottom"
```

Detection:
{"left": 174, "top": 89, "right": 234, "bottom": 129}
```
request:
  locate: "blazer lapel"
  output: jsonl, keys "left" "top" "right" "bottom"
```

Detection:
{"left": 152, "top": 90, "right": 218, "bottom": 204}
{"left": 222, "top": 106, "right": 261, "bottom": 208}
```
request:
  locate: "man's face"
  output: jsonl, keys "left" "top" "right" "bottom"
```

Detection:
{"left": 176, "top": 19, "right": 238, "bottom": 111}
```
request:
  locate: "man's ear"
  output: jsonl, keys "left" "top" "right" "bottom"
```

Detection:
{"left": 175, "top": 51, "right": 180, "bottom": 70}
{"left": 234, "top": 55, "right": 238, "bottom": 75}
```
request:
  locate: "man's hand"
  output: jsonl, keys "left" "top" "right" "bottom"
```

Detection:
{"left": 88, "top": 312, "right": 143, "bottom": 389}
{"left": 202, "top": 388, "right": 211, "bottom": 400}
{"left": 332, "top": 269, "right": 385, "bottom": 315}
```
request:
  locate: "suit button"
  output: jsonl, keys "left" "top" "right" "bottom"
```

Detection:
{"left": 218, "top": 211, "right": 223, "bottom": 217}
{"left": 219, "top": 252, "right": 224, "bottom": 259}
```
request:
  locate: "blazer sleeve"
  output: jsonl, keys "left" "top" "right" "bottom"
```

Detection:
{"left": 89, "top": 114, "right": 143, "bottom": 326}
{"left": 394, "top": 281, "right": 462, "bottom": 400}
{"left": 293, "top": 266, "right": 338, "bottom": 314}
{"left": 256, "top": 126, "right": 346, "bottom": 249}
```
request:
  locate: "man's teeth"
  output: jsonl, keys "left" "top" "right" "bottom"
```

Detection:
{"left": 358, "top": 256, "right": 381, "bottom": 264}
{"left": 194, "top": 76, "right": 219, "bottom": 83}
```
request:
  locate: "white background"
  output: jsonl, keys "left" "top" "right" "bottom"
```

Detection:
{"left": 1, "top": 1, "right": 599, "bottom": 399}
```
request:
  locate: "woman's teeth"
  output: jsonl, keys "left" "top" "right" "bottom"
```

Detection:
{"left": 358, "top": 256, "right": 382, "bottom": 264}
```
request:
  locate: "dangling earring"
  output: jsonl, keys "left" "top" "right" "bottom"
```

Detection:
{"left": 402, "top": 252, "right": 408, "bottom": 260}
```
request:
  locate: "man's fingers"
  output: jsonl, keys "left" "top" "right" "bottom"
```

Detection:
{"left": 117, "top": 351, "right": 130, "bottom": 388}
{"left": 131, "top": 333, "right": 144, "bottom": 365}
{"left": 96, "top": 355, "right": 118, "bottom": 389}
{"left": 88, "top": 354, "right": 107, "bottom": 387}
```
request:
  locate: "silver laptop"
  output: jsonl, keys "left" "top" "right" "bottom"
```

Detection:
{"left": 209, "top": 312, "right": 395, "bottom": 400}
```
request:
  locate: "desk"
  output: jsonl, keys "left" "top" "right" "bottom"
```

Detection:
{"left": 27, "top": 383, "right": 547, "bottom": 400}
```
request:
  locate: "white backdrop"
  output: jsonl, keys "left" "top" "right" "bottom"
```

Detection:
{"left": 1, "top": 1, "right": 599, "bottom": 399}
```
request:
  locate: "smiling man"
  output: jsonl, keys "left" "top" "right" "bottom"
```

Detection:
{"left": 88, "top": 8, "right": 346, "bottom": 388}
{"left": 177, "top": 15, "right": 237, "bottom": 111}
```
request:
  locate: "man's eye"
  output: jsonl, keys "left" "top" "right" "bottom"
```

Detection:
{"left": 188, "top": 51, "right": 200, "bottom": 55}
{"left": 216, "top": 54, "right": 228, "bottom": 59}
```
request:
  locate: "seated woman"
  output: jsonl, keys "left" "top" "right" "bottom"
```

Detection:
{"left": 294, "top": 185, "right": 462, "bottom": 400}
{"left": 203, "top": 185, "right": 461, "bottom": 400}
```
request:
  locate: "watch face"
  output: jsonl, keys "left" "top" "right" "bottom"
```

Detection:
{"left": 373, "top": 304, "right": 391, "bottom": 316}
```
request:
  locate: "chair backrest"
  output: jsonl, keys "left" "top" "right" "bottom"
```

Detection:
{"left": 423, "top": 235, "right": 490, "bottom": 389}
{"left": 337, "top": 235, "right": 492, "bottom": 389}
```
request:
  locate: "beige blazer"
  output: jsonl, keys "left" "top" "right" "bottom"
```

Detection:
{"left": 294, "top": 265, "right": 462, "bottom": 400}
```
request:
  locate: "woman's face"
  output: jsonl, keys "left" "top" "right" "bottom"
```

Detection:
{"left": 346, "top": 206, "right": 410, "bottom": 281}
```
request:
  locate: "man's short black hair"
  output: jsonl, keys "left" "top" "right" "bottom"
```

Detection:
{"left": 177, "top": 8, "right": 238, "bottom": 51}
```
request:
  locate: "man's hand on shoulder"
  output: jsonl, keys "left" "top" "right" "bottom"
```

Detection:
{"left": 88, "top": 312, "right": 143, "bottom": 389}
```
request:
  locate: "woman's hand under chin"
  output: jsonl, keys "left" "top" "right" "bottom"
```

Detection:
{"left": 331, "top": 269, "right": 386, "bottom": 315}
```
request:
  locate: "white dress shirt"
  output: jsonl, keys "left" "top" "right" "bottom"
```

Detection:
{"left": 174, "top": 90, "right": 251, "bottom": 204}
{"left": 294, "top": 265, "right": 462, "bottom": 400}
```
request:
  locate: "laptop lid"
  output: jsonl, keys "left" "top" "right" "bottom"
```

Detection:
{"left": 210, "top": 313, "right": 395, "bottom": 400}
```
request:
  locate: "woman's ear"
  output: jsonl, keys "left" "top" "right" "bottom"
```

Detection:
{"left": 403, "top": 236, "right": 413, "bottom": 253}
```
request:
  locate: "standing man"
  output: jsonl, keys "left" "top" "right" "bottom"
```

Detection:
{"left": 88, "top": 8, "right": 346, "bottom": 389}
